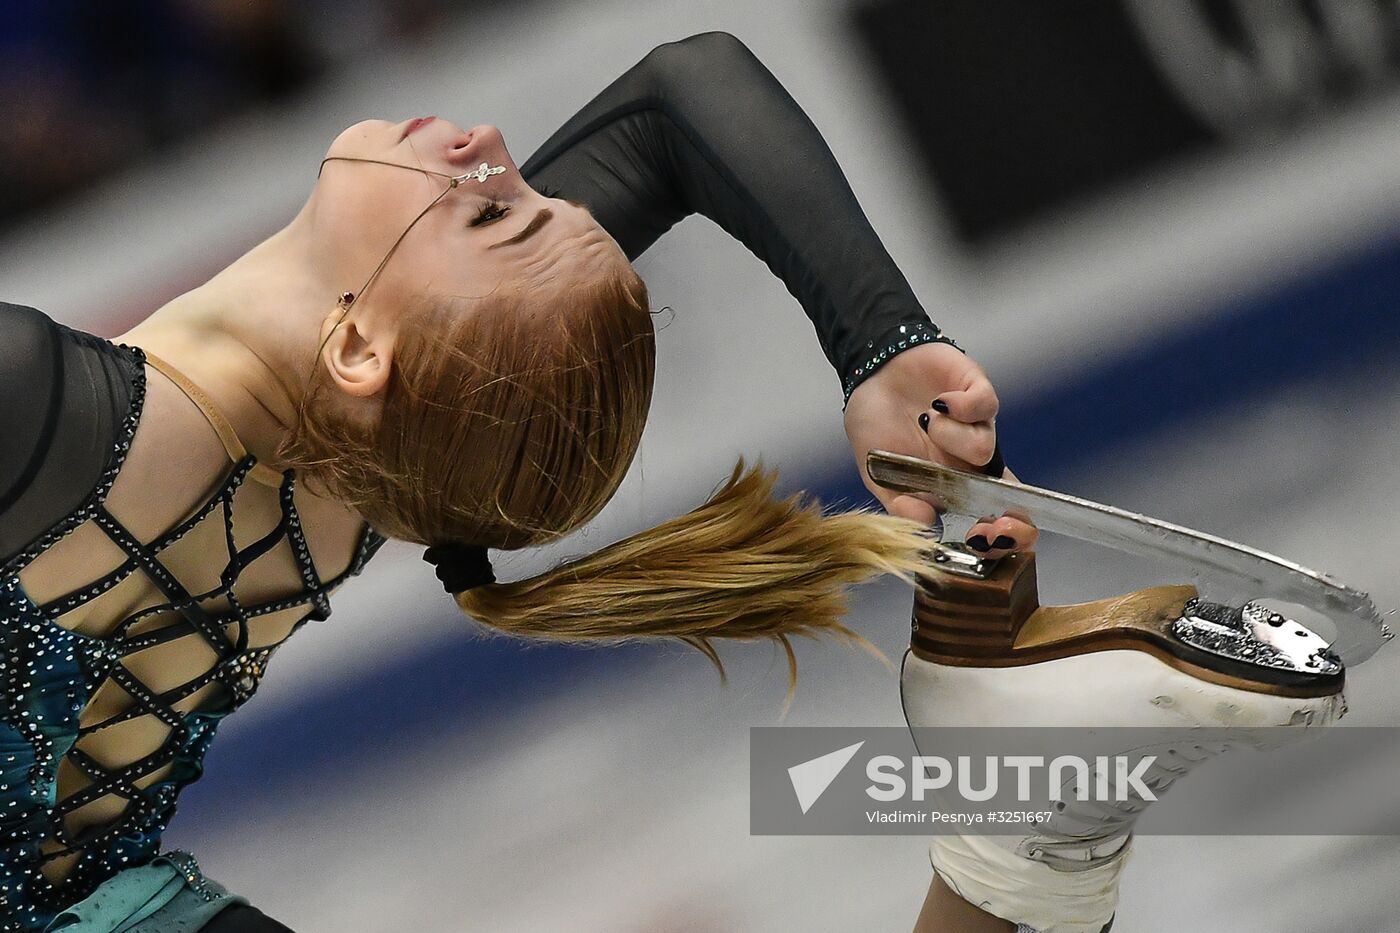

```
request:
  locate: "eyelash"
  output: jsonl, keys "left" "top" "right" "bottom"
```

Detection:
{"left": 471, "top": 184, "right": 563, "bottom": 226}
{"left": 472, "top": 201, "right": 510, "bottom": 225}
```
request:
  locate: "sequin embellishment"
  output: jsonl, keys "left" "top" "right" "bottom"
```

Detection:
{"left": 0, "top": 344, "right": 385, "bottom": 931}
{"left": 841, "top": 319, "right": 963, "bottom": 405}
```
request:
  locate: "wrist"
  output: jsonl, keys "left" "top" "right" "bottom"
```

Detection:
{"left": 841, "top": 319, "right": 961, "bottom": 408}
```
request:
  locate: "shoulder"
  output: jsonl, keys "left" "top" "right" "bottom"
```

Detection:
{"left": 0, "top": 301, "right": 143, "bottom": 565}
{"left": 0, "top": 301, "right": 128, "bottom": 401}
{"left": 0, "top": 302, "right": 63, "bottom": 398}
{"left": 0, "top": 300, "right": 58, "bottom": 345}
{"left": 648, "top": 30, "right": 753, "bottom": 60}
{"left": 639, "top": 31, "right": 761, "bottom": 85}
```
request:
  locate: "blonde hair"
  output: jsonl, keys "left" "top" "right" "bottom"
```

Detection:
{"left": 281, "top": 258, "right": 932, "bottom": 699}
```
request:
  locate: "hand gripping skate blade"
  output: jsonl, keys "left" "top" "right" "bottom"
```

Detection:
{"left": 869, "top": 449, "right": 1390, "bottom": 668}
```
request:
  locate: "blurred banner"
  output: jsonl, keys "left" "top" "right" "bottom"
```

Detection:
{"left": 852, "top": 0, "right": 1400, "bottom": 243}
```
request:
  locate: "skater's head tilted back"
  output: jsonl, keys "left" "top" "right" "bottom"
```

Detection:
{"left": 285, "top": 117, "right": 931, "bottom": 693}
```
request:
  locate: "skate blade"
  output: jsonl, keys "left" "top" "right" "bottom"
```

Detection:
{"left": 913, "top": 546, "right": 1344, "bottom": 698}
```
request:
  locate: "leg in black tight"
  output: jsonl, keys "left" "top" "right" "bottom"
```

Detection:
{"left": 201, "top": 903, "right": 297, "bottom": 933}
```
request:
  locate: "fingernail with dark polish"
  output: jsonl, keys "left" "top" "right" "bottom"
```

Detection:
{"left": 931, "top": 398, "right": 950, "bottom": 414}
{"left": 967, "top": 535, "right": 990, "bottom": 552}
{"left": 993, "top": 535, "right": 1016, "bottom": 549}
{"left": 918, "top": 412, "right": 930, "bottom": 432}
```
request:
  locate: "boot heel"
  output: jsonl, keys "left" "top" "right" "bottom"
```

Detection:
{"left": 913, "top": 545, "right": 1039, "bottom": 657}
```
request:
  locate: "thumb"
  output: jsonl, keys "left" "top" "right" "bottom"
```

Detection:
{"left": 885, "top": 492, "right": 940, "bottom": 526}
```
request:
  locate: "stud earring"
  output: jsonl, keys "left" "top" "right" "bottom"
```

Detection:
{"left": 338, "top": 291, "right": 355, "bottom": 309}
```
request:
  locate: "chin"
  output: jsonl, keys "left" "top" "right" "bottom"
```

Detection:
{"left": 325, "top": 119, "right": 393, "bottom": 158}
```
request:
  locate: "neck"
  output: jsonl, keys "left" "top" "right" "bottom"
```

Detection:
{"left": 118, "top": 204, "right": 337, "bottom": 472}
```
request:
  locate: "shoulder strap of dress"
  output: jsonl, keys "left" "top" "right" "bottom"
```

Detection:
{"left": 141, "top": 350, "right": 286, "bottom": 489}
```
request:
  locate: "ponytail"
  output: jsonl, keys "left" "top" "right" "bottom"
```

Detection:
{"left": 278, "top": 237, "right": 930, "bottom": 701}
{"left": 456, "top": 458, "right": 932, "bottom": 699}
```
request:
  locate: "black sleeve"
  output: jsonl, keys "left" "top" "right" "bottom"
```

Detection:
{"left": 0, "top": 303, "right": 64, "bottom": 517}
{"left": 519, "top": 31, "right": 962, "bottom": 406}
{"left": 0, "top": 302, "right": 137, "bottom": 567}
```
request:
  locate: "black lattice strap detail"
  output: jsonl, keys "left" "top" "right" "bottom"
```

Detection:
{"left": 353, "top": 528, "right": 387, "bottom": 573}
{"left": 40, "top": 793, "right": 166, "bottom": 863}
{"left": 116, "top": 579, "right": 342, "bottom": 655}
{"left": 111, "top": 545, "right": 271, "bottom": 637}
{"left": 101, "top": 664, "right": 189, "bottom": 731}
{"left": 48, "top": 744, "right": 177, "bottom": 828}
{"left": 215, "top": 476, "right": 292, "bottom": 592}
{"left": 222, "top": 588, "right": 251, "bottom": 655}
{"left": 2, "top": 337, "right": 396, "bottom": 904}
{"left": 37, "top": 559, "right": 137, "bottom": 618}
{"left": 92, "top": 466, "right": 306, "bottom": 659}
{"left": 158, "top": 457, "right": 253, "bottom": 550}
{"left": 44, "top": 457, "right": 261, "bottom": 623}
{"left": 110, "top": 518, "right": 384, "bottom": 652}
{"left": 90, "top": 507, "right": 235, "bottom": 659}
{"left": 114, "top": 483, "right": 291, "bottom": 633}
{"left": 80, "top": 656, "right": 226, "bottom": 734}
{"left": 34, "top": 458, "right": 258, "bottom": 619}
{"left": 120, "top": 612, "right": 258, "bottom": 655}
{"left": 110, "top": 601, "right": 206, "bottom": 642}
{"left": 280, "top": 475, "right": 332, "bottom": 621}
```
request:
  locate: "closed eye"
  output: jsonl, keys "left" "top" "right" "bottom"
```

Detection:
{"left": 472, "top": 201, "right": 510, "bottom": 226}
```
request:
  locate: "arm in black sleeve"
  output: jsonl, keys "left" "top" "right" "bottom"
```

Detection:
{"left": 519, "top": 31, "right": 962, "bottom": 406}
{"left": 0, "top": 302, "right": 137, "bottom": 566}
{"left": 0, "top": 303, "right": 66, "bottom": 522}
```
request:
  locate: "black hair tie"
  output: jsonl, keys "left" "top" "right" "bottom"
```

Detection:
{"left": 423, "top": 544, "right": 495, "bottom": 594}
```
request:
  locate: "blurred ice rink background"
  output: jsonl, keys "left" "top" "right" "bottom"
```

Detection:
{"left": 2, "top": 1, "right": 1398, "bottom": 931}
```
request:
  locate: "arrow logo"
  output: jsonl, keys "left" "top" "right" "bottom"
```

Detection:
{"left": 788, "top": 741, "right": 865, "bottom": 814}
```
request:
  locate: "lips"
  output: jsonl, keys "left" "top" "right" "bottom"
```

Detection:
{"left": 401, "top": 116, "right": 436, "bottom": 141}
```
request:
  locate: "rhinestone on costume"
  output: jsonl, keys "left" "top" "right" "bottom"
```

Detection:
{"left": 0, "top": 336, "right": 388, "bottom": 930}
{"left": 841, "top": 319, "right": 963, "bottom": 405}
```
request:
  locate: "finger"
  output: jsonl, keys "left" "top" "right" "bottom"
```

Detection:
{"left": 886, "top": 493, "right": 940, "bottom": 525}
{"left": 966, "top": 515, "right": 1039, "bottom": 555}
{"left": 931, "top": 376, "right": 998, "bottom": 425}
{"left": 920, "top": 411, "right": 997, "bottom": 469}
{"left": 983, "top": 466, "right": 1038, "bottom": 549}
{"left": 859, "top": 457, "right": 947, "bottom": 526}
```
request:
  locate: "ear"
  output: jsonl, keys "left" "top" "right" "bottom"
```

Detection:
{"left": 319, "top": 307, "right": 394, "bottom": 398}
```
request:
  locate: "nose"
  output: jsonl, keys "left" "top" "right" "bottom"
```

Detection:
{"left": 446, "top": 124, "right": 514, "bottom": 170}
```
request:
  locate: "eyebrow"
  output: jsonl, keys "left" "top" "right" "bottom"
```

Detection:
{"left": 489, "top": 207, "right": 554, "bottom": 249}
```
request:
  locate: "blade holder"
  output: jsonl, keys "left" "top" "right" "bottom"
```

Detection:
{"left": 915, "top": 542, "right": 1041, "bottom": 657}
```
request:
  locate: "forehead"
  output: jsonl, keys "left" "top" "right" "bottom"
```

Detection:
{"left": 408, "top": 196, "right": 623, "bottom": 296}
{"left": 517, "top": 203, "right": 619, "bottom": 266}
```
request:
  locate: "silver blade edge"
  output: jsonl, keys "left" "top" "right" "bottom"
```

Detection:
{"left": 867, "top": 450, "right": 1392, "bottom": 667}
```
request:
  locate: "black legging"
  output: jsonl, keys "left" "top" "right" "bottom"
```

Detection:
{"left": 202, "top": 904, "right": 296, "bottom": 933}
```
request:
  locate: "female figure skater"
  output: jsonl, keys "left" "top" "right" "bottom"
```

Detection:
{"left": 0, "top": 31, "right": 1037, "bottom": 932}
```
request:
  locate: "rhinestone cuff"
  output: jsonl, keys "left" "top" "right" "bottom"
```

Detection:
{"left": 841, "top": 319, "right": 962, "bottom": 407}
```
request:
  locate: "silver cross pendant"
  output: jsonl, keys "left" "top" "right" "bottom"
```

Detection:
{"left": 453, "top": 162, "right": 507, "bottom": 186}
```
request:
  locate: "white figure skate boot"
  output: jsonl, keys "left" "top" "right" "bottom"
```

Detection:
{"left": 902, "top": 541, "right": 1347, "bottom": 933}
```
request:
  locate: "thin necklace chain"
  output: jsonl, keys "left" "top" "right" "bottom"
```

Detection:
{"left": 315, "top": 155, "right": 506, "bottom": 315}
